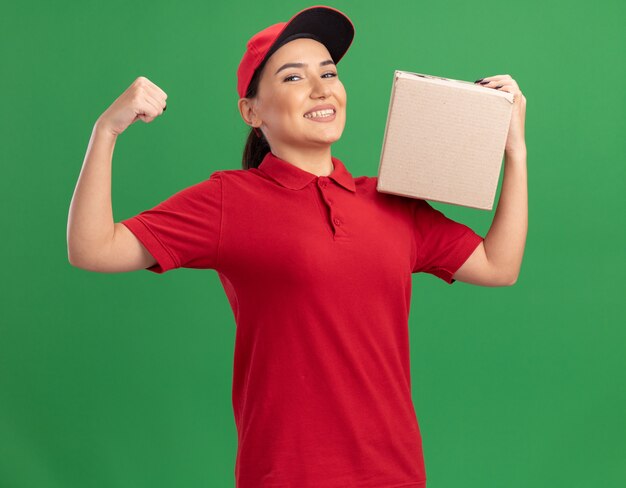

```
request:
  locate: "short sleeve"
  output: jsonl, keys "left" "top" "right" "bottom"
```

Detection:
{"left": 120, "top": 172, "right": 223, "bottom": 274}
{"left": 412, "top": 199, "right": 484, "bottom": 284}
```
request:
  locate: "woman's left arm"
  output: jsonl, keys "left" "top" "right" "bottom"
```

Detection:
{"left": 453, "top": 74, "right": 528, "bottom": 287}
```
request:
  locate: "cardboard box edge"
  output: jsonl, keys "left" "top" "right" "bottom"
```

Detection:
{"left": 376, "top": 70, "right": 402, "bottom": 192}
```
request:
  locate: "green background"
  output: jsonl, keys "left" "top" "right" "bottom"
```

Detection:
{"left": 1, "top": 0, "right": 624, "bottom": 487}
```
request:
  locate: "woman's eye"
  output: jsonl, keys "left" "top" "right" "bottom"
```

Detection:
{"left": 284, "top": 71, "right": 337, "bottom": 81}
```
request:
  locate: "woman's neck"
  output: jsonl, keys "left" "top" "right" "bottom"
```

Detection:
{"left": 271, "top": 145, "right": 334, "bottom": 177}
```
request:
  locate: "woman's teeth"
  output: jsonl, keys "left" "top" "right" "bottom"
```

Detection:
{"left": 304, "top": 109, "right": 335, "bottom": 119}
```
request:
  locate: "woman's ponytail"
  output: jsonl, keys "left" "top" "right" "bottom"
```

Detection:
{"left": 241, "top": 59, "right": 270, "bottom": 170}
{"left": 242, "top": 126, "right": 270, "bottom": 170}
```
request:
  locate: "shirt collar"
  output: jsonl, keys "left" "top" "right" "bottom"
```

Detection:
{"left": 258, "top": 152, "right": 356, "bottom": 193}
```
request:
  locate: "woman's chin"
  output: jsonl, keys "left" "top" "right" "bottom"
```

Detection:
{"left": 308, "top": 129, "right": 343, "bottom": 146}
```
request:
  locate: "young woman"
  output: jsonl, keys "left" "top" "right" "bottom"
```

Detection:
{"left": 67, "top": 5, "right": 527, "bottom": 487}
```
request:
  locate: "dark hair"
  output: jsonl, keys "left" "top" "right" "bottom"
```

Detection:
{"left": 242, "top": 60, "right": 271, "bottom": 170}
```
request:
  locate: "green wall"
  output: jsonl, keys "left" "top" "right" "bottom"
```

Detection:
{"left": 1, "top": 0, "right": 624, "bottom": 487}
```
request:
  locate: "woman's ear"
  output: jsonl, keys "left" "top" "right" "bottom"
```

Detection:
{"left": 238, "top": 98, "right": 261, "bottom": 128}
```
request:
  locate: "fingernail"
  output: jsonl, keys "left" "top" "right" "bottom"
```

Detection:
{"left": 163, "top": 105, "right": 167, "bottom": 111}
{"left": 479, "top": 80, "right": 489, "bottom": 85}
{"left": 474, "top": 78, "right": 483, "bottom": 83}
{"left": 495, "top": 85, "right": 503, "bottom": 89}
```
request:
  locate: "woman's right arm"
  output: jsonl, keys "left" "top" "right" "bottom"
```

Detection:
{"left": 67, "top": 76, "right": 167, "bottom": 273}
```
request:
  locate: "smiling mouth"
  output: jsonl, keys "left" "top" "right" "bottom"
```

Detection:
{"left": 304, "top": 109, "right": 336, "bottom": 119}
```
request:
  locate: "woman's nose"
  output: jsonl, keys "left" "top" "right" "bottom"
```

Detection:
{"left": 310, "top": 77, "right": 331, "bottom": 99}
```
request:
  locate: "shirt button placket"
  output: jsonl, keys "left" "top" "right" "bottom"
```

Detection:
{"left": 318, "top": 177, "right": 340, "bottom": 236}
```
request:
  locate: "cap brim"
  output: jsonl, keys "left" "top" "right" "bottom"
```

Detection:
{"left": 264, "top": 6, "right": 355, "bottom": 67}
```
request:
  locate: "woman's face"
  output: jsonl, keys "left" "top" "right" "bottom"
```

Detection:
{"left": 244, "top": 38, "right": 347, "bottom": 150}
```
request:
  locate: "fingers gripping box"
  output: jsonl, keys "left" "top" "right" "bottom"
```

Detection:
{"left": 376, "top": 70, "right": 514, "bottom": 210}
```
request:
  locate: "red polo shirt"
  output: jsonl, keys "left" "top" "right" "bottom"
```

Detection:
{"left": 121, "top": 152, "right": 483, "bottom": 488}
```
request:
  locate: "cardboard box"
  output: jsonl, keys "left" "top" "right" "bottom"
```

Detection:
{"left": 376, "top": 70, "right": 514, "bottom": 210}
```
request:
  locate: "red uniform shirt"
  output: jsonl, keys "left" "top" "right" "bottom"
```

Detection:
{"left": 121, "top": 152, "right": 483, "bottom": 488}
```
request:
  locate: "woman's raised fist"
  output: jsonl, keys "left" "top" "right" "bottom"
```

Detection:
{"left": 96, "top": 76, "right": 168, "bottom": 136}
